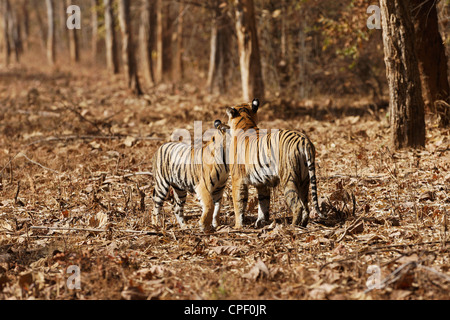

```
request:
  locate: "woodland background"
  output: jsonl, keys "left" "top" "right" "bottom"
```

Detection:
{"left": 0, "top": 0, "right": 449, "bottom": 300}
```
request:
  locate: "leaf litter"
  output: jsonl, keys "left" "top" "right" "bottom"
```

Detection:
{"left": 0, "top": 60, "right": 449, "bottom": 300}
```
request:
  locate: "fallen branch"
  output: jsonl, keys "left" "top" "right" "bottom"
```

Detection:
{"left": 30, "top": 225, "right": 163, "bottom": 236}
{"left": 18, "top": 152, "right": 60, "bottom": 174}
{"left": 27, "top": 134, "right": 163, "bottom": 146}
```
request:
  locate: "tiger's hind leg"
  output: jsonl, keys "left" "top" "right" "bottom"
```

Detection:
{"left": 231, "top": 178, "right": 249, "bottom": 229}
{"left": 284, "top": 179, "right": 310, "bottom": 227}
{"left": 212, "top": 186, "right": 226, "bottom": 228}
{"left": 152, "top": 184, "right": 170, "bottom": 226}
{"left": 298, "top": 177, "right": 311, "bottom": 227}
{"left": 172, "top": 188, "right": 187, "bottom": 228}
{"left": 255, "top": 185, "right": 271, "bottom": 228}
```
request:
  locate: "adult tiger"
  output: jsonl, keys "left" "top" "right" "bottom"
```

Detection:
{"left": 152, "top": 120, "right": 230, "bottom": 231}
{"left": 225, "top": 99, "right": 324, "bottom": 228}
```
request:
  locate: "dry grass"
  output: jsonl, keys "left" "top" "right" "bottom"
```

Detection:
{"left": 0, "top": 56, "right": 449, "bottom": 300}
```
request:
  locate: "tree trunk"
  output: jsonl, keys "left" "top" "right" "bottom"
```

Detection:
{"left": 1, "top": 0, "right": 11, "bottom": 66}
{"left": 20, "top": 0, "right": 29, "bottom": 51}
{"left": 10, "top": 6, "right": 23, "bottom": 63}
{"left": 410, "top": 0, "right": 450, "bottom": 127}
{"left": 172, "top": 1, "right": 184, "bottom": 82}
{"left": 380, "top": 0, "right": 425, "bottom": 149}
{"left": 46, "top": 0, "right": 55, "bottom": 65}
{"left": 104, "top": 0, "right": 119, "bottom": 74}
{"left": 34, "top": 0, "right": 47, "bottom": 50}
{"left": 207, "top": 2, "right": 231, "bottom": 94}
{"left": 207, "top": 9, "right": 219, "bottom": 93}
{"left": 91, "top": 0, "right": 99, "bottom": 60}
{"left": 118, "top": 0, "right": 143, "bottom": 96}
{"left": 235, "top": 0, "right": 264, "bottom": 101}
{"left": 65, "top": 0, "right": 79, "bottom": 63}
{"left": 139, "top": 0, "right": 155, "bottom": 87}
{"left": 155, "top": 0, "right": 163, "bottom": 83}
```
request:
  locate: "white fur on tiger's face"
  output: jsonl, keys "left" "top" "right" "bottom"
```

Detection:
{"left": 225, "top": 99, "right": 324, "bottom": 229}
{"left": 151, "top": 120, "right": 230, "bottom": 231}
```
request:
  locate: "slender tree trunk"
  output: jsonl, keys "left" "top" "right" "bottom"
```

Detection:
{"left": 9, "top": 7, "right": 22, "bottom": 63}
{"left": 206, "top": 10, "right": 218, "bottom": 93}
{"left": 380, "top": 0, "right": 425, "bottom": 149}
{"left": 207, "top": 2, "right": 230, "bottom": 94}
{"left": 172, "top": 1, "right": 184, "bottom": 82}
{"left": 91, "top": 0, "right": 99, "bottom": 60}
{"left": 156, "top": 0, "right": 163, "bottom": 82}
{"left": 65, "top": 0, "right": 79, "bottom": 63}
{"left": 34, "top": 0, "right": 47, "bottom": 50}
{"left": 1, "top": 0, "right": 11, "bottom": 66}
{"left": 410, "top": 0, "right": 450, "bottom": 127}
{"left": 20, "top": 0, "right": 29, "bottom": 51}
{"left": 139, "top": 0, "right": 155, "bottom": 87}
{"left": 118, "top": 0, "right": 143, "bottom": 96}
{"left": 235, "top": 0, "right": 264, "bottom": 101}
{"left": 46, "top": 0, "right": 56, "bottom": 65}
{"left": 104, "top": 0, "right": 119, "bottom": 74}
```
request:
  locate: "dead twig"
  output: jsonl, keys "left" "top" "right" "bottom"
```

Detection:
{"left": 27, "top": 135, "right": 163, "bottom": 146}
{"left": 18, "top": 152, "right": 60, "bottom": 174}
{"left": 30, "top": 225, "right": 163, "bottom": 236}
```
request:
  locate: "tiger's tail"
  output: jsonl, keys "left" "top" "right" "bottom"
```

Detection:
{"left": 304, "top": 141, "right": 325, "bottom": 219}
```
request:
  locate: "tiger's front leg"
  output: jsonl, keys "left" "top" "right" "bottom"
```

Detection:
{"left": 255, "top": 186, "right": 270, "bottom": 228}
{"left": 196, "top": 183, "right": 215, "bottom": 232}
{"left": 231, "top": 178, "right": 248, "bottom": 229}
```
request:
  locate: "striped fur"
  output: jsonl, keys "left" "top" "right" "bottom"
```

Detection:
{"left": 226, "top": 100, "right": 323, "bottom": 228}
{"left": 152, "top": 121, "right": 230, "bottom": 231}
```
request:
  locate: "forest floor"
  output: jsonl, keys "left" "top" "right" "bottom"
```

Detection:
{"left": 0, "top": 55, "right": 449, "bottom": 300}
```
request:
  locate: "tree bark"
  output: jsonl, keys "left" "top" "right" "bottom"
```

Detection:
{"left": 410, "top": 0, "right": 450, "bottom": 127}
{"left": 380, "top": 0, "right": 425, "bottom": 149}
{"left": 118, "top": 0, "right": 143, "bottom": 96}
{"left": 139, "top": 0, "right": 155, "bottom": 87}
{"left": 45, "top": 0, "right": 56, "bottom": 65}
{"left": 235, "top": 0, "right": 264, "bottom": 101}
{"left": 104, "top": 0, "right": 119, "bottom": 74}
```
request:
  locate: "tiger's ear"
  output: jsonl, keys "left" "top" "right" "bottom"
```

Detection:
{"left": 226, "top": 107, "right": 239, "bottom": 119}
{"left": 252, "top": 99, "right": 260, "bottom": 113}
{"left": 214, "top": 119, "right": 230, "bottom": 134}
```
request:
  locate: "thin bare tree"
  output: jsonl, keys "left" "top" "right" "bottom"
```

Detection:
{"left": 45, "top": 0, "right": 56, "bottom": 65}
{"left": 104, "top": 0, "right": 119, "bottom": 74}
{"left": 118, "top": 0, "right": 143, "bottom": 95}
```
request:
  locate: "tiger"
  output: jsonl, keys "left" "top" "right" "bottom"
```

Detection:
{"left": 224, "top": 99, "right": 324, "bottom": 228}
{"left": 151, "top": 120, "right": 230, "bottom": 231}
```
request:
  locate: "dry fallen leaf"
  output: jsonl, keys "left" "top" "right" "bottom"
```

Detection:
{"left": 243, "top": 259, "right": 270, "bottom": 281}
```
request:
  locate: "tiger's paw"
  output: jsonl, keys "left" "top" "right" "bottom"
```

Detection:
{"left": 255, "top": 219, "right": 268, "bottom": 229}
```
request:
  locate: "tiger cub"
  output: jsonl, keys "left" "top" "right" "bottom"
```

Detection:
{"left": 152, "top": 120, "right": 230, "bottom": 231}
{"left": 225, "top": 99, "right": 324, "bottom": 228}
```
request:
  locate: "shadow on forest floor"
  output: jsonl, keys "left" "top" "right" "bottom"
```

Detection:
{"left": 265, "top": 98, "right": 389, "bottom": 121}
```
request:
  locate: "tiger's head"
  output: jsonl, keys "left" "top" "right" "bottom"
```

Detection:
{"left": 226, "top": 99, "right": 260, "bottom": 131}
